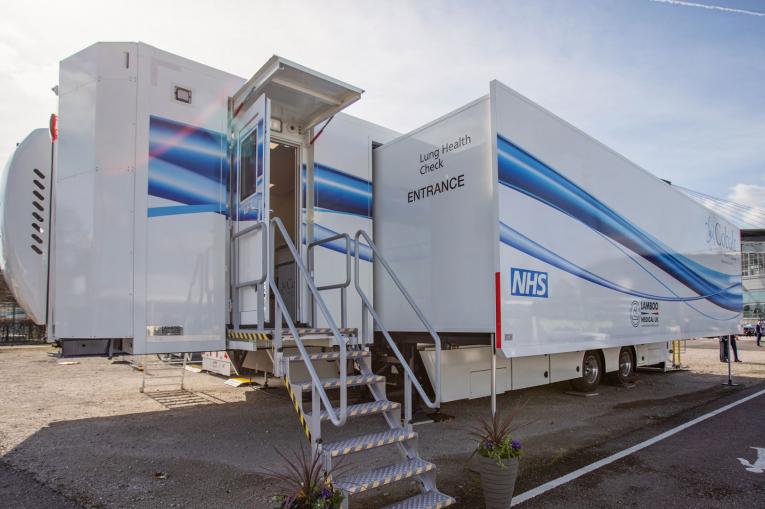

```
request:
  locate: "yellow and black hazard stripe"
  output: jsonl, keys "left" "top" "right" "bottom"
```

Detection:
{"left": 284, "top": 374, "right": 312, "bottom": 442}
{"left": 227, "top": 330, "right": 271, "bottom": 341}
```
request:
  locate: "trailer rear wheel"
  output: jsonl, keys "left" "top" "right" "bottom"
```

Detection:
{"left": 608, "top": 347, "right": 635, "bottom": 385}
{"left": 570, "top": 350, "right": 602, "bottom": 392}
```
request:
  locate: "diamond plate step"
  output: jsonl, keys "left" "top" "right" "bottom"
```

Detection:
{"left": 323, "top": 428, "right": 417, "bottom": 458}
{"left": 294, "top": 374, "right": 384, "bottom": 392}
{"left": 335, "top": 458, "right": 435, "bottom": 495}
{"left": 285, "top": 350, "right": 370, "bottom": 362}
{"left": 307, "top": 400, "right": 400, "bottom": 422}
{"left": 382, "top": 490, "right": 456, "bottom": 509}
{"left": 282, "top": 327, "right": 358, "bottom": 337}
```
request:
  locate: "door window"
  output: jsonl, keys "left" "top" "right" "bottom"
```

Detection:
{"left": 239, "top": 128, "right": 259, "bottom": 201}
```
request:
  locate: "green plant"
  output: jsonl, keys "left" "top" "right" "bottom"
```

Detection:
{"left": 262, "top": 445, "right": 345, "bottom": 509}
{"left": 469, "top": 403, "right": 527, "bottom": 469}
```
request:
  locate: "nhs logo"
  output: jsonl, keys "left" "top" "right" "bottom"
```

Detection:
{"left": 510, "top": 268, "right": 548, "bottom": 298}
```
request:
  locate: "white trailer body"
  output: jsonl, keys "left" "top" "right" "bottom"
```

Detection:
{"left": 1, "top": 42, "right": 396, "bottom": 356}
{"left": 1, "top": 44, "right": 742, "bottom": 402}
{"left": 0, "top": 128, "right": 53, "bottom": 325}
{"left": 48, "top": 42, "right": 243, "bottom": 354}
{"left": 374, "top": 81, "right": 742, "bottom": 400}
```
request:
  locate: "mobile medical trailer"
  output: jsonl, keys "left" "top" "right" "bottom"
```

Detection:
{"left": 373, "top": 81, "right": 742, "bottom": 402}
{"left": 0, "top": 42, "right": 455, "bottom": 509}
{"left": 1, "top": 42, "right": 743, "bottom": 509}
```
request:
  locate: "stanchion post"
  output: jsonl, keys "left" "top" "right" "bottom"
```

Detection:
{"left": 491, "top": 333, "right": 497, "bottom": 417}
{"left": 722, "top": 335, "right": 740, "bottom": 387}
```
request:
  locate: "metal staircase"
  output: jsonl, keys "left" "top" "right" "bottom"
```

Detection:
{"left": 232, "top": 218, "right": 454, "bottom": 509}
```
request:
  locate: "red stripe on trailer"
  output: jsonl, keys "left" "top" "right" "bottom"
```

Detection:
{"left": 49, "top": 113, "right": 58, "bottom": 142}
{"left": 495, "top": 271, "right": 502, "bottom": 349}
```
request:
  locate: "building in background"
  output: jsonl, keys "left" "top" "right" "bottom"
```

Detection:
{"left": 677, "top": 186, "right": 765, "bottom": 323}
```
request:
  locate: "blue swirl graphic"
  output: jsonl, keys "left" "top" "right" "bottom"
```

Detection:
{"left": 147, "top": 117, "right": 372, "bottom": 261}
{"left": 500, "top": 222, "right": 739, "bottom": 305}
{"left": 314, "top": 163, "right": 372, "bottom": 218}
{"left": 497, "top": 134, "right": 741, "bottom": 312}
{"left": 149, "top": 116, "right": 229, "bottom": 183}
{"left": 148, "top": 116, "right": 228, "bottom": 215}
{"left": 310, "top": 223, "right": 373, "bottom": 262}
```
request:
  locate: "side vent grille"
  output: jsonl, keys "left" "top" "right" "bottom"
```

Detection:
{"left": 30, "top": 167, "right": 46, "bottom": 256}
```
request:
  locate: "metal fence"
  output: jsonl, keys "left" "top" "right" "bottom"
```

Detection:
{"left": 0, "top": 274, "right": 46, "bottom": 342}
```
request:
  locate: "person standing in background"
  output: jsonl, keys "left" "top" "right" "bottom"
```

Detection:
{"left": 730, "top": 334, "right": 742, "bottom": 362}
{"left": 756, "top": 321, "right": 762, "bottom": 347}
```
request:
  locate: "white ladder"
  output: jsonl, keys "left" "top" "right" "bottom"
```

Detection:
{"left": 139, "top": 353, "right": 188, "bottom": 393}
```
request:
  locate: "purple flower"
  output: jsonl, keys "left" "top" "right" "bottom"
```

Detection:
{"left": 321, "top": 487, "right": 333, "bottom": 499}
{"left": 482, "top": 439, "right": 495, "bottom": 450}
{"left": 511, "top": 440, "right": 522, "bottom": 450}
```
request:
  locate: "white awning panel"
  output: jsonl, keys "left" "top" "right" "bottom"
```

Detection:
{"left": 233, "top": 56, "right": 363, "bottom": 131}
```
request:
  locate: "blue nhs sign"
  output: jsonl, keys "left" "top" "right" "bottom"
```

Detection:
{"left": 510, "top": 268, "right": 548, "bottom": 298}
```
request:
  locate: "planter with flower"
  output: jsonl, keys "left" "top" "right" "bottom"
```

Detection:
{"left": 469, "top": 407, "right": 525, "bottom": 509}
{"left": 263, "top": 446, "right": 345, "bottom": 509}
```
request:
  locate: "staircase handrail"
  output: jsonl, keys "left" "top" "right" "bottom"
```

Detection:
{"left": 269, "top": 217, "right": 349, "bottom": 426}
{"left": 307, "top": 232, "right": 352, "bottom": 328}
{"left": 353, "top": 229, "right": 441, "bottom": 409}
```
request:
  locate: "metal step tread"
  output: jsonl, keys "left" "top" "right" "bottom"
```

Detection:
{"left": 294, "top": 374, "right": 384, "bottom": 392}
{"left": 335, "top": 458, "right": 435, "bottom": 494}
{"left": 281, "top": 327, "right": 358, "bottom": 338}
{"left": 382, "top": 490, "right": 456, "bottom": 509}
{"left": 285, "top": 350, "right": 370, "bottom": 362}
{"left": 323, "top": 428, "right": 417, "bottom": 458}
{"left": 307, "top": 400, "right": 400, "bottom": 422}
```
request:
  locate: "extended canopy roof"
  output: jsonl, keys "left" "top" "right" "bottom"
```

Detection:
{"left": 233, "top": 55, "right": 363, "bottom": 131}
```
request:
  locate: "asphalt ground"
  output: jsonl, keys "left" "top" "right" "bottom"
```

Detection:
{"left": 2, "top": 338, "right": 765, "bottom": 508}
{"left": 516, "top": 387, "right": 765, "bottom": 508}
{"left": 0, "top": 460, "right": 82, "bottom": 509}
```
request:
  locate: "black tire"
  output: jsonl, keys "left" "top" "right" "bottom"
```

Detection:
{"left": 607, "top": 347, "right": 636, "bottom": 385}
{"left": 570, "top": 350, "right": 603, "bottom": 392}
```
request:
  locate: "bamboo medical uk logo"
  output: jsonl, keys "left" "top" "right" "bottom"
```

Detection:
{"left": 630, "top": 301, "right": 640, "bottom": 327}
{"left": 631, "top": 300, "right": 660, "bottom": 327}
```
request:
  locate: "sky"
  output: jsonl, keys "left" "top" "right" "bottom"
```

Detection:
{"left": 1, "top": 0, "right": 763, "bottom": 206}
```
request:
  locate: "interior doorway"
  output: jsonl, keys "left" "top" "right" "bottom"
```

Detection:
{"left": 269, "top": 141, "right": 300, "bottom": 321}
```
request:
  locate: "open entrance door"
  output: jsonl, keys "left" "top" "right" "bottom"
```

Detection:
{"left": 229, "top": 56, "right": 363, "bottom": 330}
{"left": 230, "top": 94, "right": 270, "bottom": 329}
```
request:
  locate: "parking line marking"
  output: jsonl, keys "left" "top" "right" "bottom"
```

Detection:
{"left": 511, "top": 387, "right": 765, "bottom": 506}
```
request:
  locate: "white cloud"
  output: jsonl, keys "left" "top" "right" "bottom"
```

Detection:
{"left": 728, "top": 183, "right": 765, "bottom": 208}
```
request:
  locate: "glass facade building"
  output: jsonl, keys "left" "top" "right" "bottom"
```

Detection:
{"left": 743, "top": 236, "right": 765, "bottom": 320}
